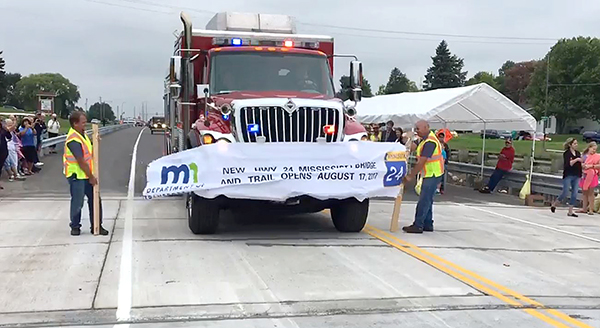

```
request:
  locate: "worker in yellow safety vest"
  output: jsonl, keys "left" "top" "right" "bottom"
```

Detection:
{"left": 63, "top": 111, "right": 108, "bottom": 236}
{"left": 402, "top": 120, "right": 445, "bottom": 234}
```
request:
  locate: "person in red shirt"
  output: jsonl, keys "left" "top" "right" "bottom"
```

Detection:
{"left": 480, "top": 138, "right": 515, "bottom": 193}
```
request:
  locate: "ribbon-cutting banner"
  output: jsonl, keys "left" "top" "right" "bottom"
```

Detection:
{"left": 143, "top": 142, "right": 407, "bottom": 201}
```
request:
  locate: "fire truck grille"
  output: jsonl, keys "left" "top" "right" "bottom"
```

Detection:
{"left": 238, "top": 107, "right": 341, "bottom": 143}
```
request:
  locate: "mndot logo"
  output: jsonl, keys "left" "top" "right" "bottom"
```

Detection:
{"left": 383, "top": 151, "right": 407, "bottom": 187}
{"left": 161, "top": 162, "right": 199, "bottom": 184}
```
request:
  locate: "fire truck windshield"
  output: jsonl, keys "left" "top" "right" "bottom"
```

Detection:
{"left": 210, "top": 51, "right": 335, "bottom": 97}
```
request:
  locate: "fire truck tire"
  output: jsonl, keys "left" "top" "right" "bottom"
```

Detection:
{"left": 330, "top": 198, "right": 369, "bottom": 232}
{"left": 188, "top": 193, "right": 220, "bottom": 234}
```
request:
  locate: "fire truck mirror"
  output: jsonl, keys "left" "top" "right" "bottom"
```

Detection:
{"left": 169, "top": 83, "right": 181, "bottom": 99}
{"left": 349, "top": 60, "right": 363, "bottom": 89}
{"left": 170, "top": 56, "right": 182, "bottom": 83}
{"left": 349, "top": 88, "right": 362, "bottom": 103}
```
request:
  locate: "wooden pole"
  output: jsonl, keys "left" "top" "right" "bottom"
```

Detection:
{"left": 390, "top": 134, "right": 417, "bottom": 232}
{"left": 389, "top": 184, "right": 404, "bottom": 232}
{"left": 92, "top": 124, "right": 100, "bottom": 235}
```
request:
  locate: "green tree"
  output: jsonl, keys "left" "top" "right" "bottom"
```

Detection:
{"left": 408, "top": 81, "right": 419, "bottom": 92}
{"left": 2, "top": 73, "right": 22, "bottom": 107}
{"left": 528, "top": 37, "right": 600, "bottom": 133}
{"left": 88, "top": 102, "right": 115, "bottom": 121}
{"left": 337, "top": 75, "right": 374, "bottom": 99}
{"left": 15, "top": 73, "right": 80, "bottom": 117}
{"left": 466, "top": 71, "right": 499, "bottom": 88}
{"left": 423, "top": 40, "right": 467, "bottom": 90}
{"left": 384, "top": 67, "right": 412, "bottom": 94}
{"left": 376, "top": 84, "right": 386, "bottom": 95}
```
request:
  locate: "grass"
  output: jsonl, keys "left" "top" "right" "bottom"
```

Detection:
{"left": 447, "top": 134, "right": 580, "bottom": 159}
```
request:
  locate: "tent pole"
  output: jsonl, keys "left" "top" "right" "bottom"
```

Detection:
{"left": 530, "top": 133, "right": 536, "bottom": 181}
{"left": 481, "top": 123, "right": 486, "bottom": 177}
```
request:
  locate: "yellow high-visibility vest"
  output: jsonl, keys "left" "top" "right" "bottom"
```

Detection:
{"left": 416, "top": 131, "right": 444, "bottom": 178}
{"left": 63, "top": 128, "right": 93, "bottom": 179}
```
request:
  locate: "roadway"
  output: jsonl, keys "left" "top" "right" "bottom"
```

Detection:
{"left": 0, "top": 127, "right": 599, "bottom": 327}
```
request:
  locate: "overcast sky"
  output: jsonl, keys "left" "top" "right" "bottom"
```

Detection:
{"left": 1, "top": 0, "right": 599, "bottom": 118}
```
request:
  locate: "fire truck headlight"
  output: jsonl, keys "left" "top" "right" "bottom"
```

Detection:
{"left": 161, "top": 123, "right": 167, "bottom": 129}
{"left": 217, "top": 138, "right": 230, "bottom": 143}
{"left": 361, "top": 135, "right": 369, "bottom": 141}
{"left": 153, "top": 124, "right": 158, "bottom": 128}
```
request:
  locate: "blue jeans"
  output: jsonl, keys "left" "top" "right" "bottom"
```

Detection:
{"left": 68, "top": 175, "right": 103, "bottom": 229}
{"left": 558, "top": 175, "right": 580, "bottom": 206}
{"left": 414, "top": 176, "right": 442, "bottom": 229}
{"left": 487, "top": 169, "right": 507, "bottom": 191}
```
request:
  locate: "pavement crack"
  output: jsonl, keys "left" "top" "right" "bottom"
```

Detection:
{"left": 245, "top": 243, "right": 391, "bottom": 248}
{"left": 419, "top": 246, "right": 576, "bottom": 253}
{"left": 91, "top": 199, "right": 122, "bottom": 309}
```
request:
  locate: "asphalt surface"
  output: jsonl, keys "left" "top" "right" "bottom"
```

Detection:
{"left": 1, "top": 128, "right": 599, "bottom": 327}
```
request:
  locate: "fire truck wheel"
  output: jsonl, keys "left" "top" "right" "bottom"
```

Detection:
{"left": 188, "top": 193, "right": 220, "bottom": 234}
{"left": 330, "top": 198, "right": 369, "bottom": 232}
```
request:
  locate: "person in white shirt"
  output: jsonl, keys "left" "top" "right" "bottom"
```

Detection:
{"left": 47, "top": 113, "right": 61, "bottom": 154}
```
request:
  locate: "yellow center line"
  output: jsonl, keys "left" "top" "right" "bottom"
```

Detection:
{"left": 364, "top": 225, "right": 591, "bottom": 328}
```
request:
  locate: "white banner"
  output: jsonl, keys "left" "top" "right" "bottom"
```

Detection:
{"left": 143, "top": 142, "right": 408, "bottom": 201}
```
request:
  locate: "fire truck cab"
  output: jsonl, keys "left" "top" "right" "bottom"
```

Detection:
{"left": 165, "top": 12, "right": 369, "bottom": 234}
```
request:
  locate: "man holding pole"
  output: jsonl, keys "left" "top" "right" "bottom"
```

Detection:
{"left": 402, "top": 120, "right": 445, "bottom": 234}
{"left": 63, "top": 111, "right": 108, "bottom": 236}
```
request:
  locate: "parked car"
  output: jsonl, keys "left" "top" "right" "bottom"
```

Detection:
{"left": 522, "top": 132, "right": 551, "bottom": 141}
{"left": 582, "top": 130, "right": 600, "bottom": 143}
{"left": 90, "top": 119, "right": 101, "bottom": 124}
{"left": 499, "top": 130, "right": 513, "bottom": 139}
{"left": 2, "top": 105, "right": 23, "bottom": 111}
{"left": 480, "top": 129, "right": 500, "bottom": 139}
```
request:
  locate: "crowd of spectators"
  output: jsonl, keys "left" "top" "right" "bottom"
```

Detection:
{"left": 0, "top": 113, "right": 60, "bottom": 189}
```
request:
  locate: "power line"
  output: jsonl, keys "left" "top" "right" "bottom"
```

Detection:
{"left": 298, "top": 22, "right": 559, "bottom": 42}
{"left": 118, "top": 0, "right": 215, "bottom": 15}
{"left": 302, "top": 29, "right": 555, "bottom": 46}
{"left": 81, "top": 0, "right": 172, "bottom": 14}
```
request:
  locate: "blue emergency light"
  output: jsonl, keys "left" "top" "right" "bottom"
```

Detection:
{"left": 231, "top": 38, "right": 243, "bottom": 46}
{"left": 222, "top": 114, "right": 230, "bottom": 121}
{"left": 247, "top": 124, "right": 260, "bottom": 133}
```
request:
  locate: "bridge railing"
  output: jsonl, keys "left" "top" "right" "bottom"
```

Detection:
{"left": 39, "top": 124, "right": 132, "bottom": 158}
{"left": 447, "top": 161, "right": 572, "bottom": 200}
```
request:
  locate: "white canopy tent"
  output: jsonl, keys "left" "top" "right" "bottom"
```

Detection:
{"left": 351, "top": 83, "right": 538, "bottom": 179}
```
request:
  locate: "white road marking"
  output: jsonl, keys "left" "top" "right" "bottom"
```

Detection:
{"left": 115, "top": 128, "right": 145, "bottom": 325}
{"left": 455, "top": 202, "right": 600, "bottom": 244}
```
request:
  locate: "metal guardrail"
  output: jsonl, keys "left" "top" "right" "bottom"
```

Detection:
{"left": 39, "top": 124, "right": 132, "bottom": 157}
{"left": 447, "top": 161, "right": 573, "bottom": 199}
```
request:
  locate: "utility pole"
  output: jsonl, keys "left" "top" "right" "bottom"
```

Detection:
{"left": 85, "top": 98, "right": 88, "bottom": 112}
{"left": 134, "top": 106, "right": 136, "bottom": 120}
{"left": 116, "top": 106, "right": 119, "bottom": 121}
{"left": 543, "top": 54, "right": 551, "bottom": 149}
{"left": 99, "top": 96, "right": 103, "bottom": 121}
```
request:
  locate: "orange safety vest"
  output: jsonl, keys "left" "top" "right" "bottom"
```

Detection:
{"left": 63, "top": 128, "right": 94, "bottom": 179}
{"left": 416, "top": 131, "right": 445, "bottom": 178}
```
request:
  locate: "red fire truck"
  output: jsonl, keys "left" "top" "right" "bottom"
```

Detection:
{"left": 165, "top": 12, "right": 368, "bottom": 234}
